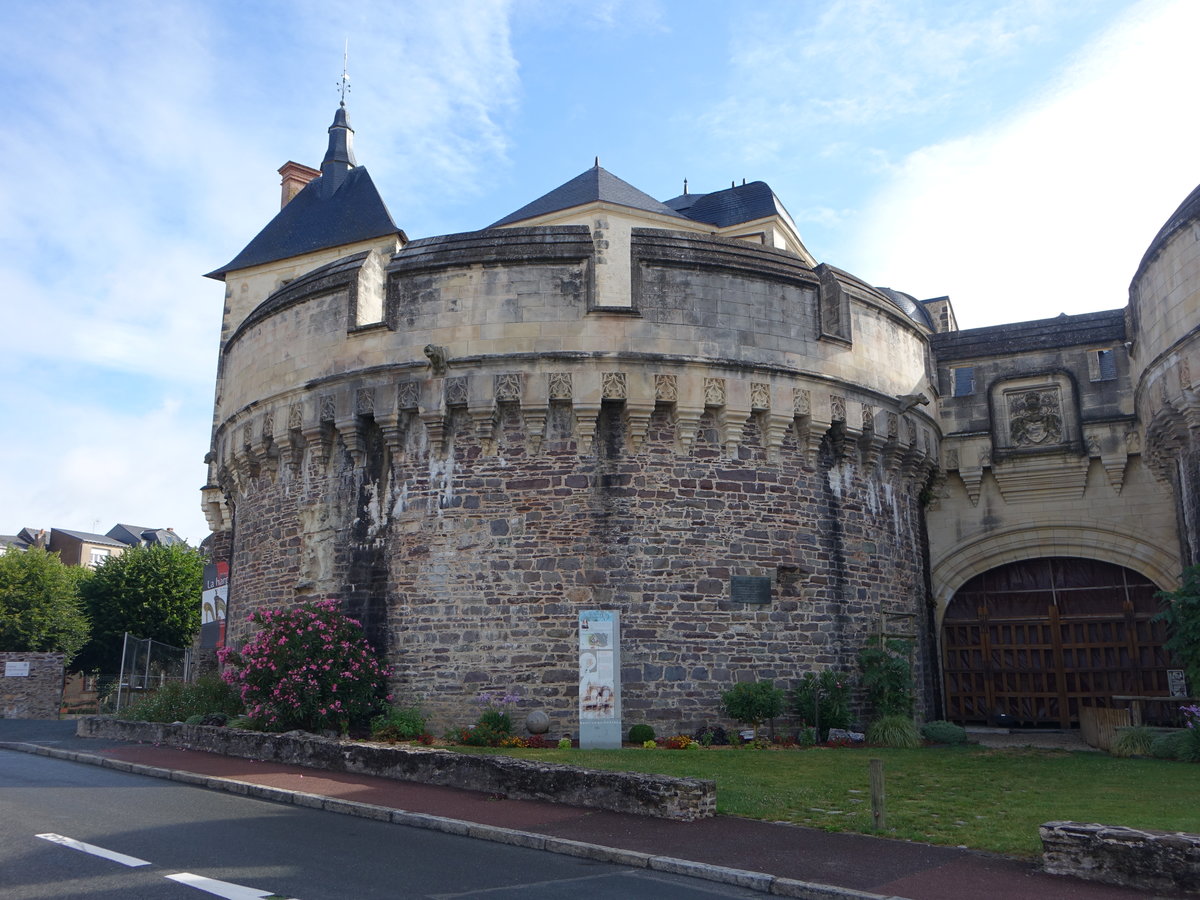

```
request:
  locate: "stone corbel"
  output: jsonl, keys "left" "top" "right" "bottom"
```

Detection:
{"left": 715, "top": 408, "right": 746, "bottom": 458}
{"left": 420, "top": 410, "right": 449, "bottom": 457}
{"left": 758, "top": 411, "right": 794, "bottom": 463}
{"left": 201, "top": 485, "right": 231, "bottom": 533}
{"left": 300, "top": 422, "right": 332, "bottom": 469}
{"left": 623, "top": 400, "right": 656, "bottom": 453}
{"left": 335, "top": 415, "right": 365, "bottom": 468}
{"left": 470, "top": 404, "right": 498, "bottom": 456}
{"left": 572, "top": 401, "right": 602, "bottom": 456}
{"left": 672, "top": 405, "right": 705, "bottom": 455}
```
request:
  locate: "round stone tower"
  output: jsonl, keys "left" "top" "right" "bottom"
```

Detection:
{"left": 204, "top": 109, "right": 942, "bottom": 732}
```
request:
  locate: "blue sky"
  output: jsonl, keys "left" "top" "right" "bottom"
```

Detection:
{"left": 2, "top": 0, "right": 1197, "bottom": 546}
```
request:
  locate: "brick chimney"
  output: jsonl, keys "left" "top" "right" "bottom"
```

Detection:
{"left": 278, "top": 161, "right": 320, "bottom": 208}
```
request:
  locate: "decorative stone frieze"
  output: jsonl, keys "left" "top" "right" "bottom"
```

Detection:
{"left": 750, "top": 382, "right": 770, "bottom": 411}
{"left": 703, "top": 377, "right": 725, "bottom": 408}
{"left": 601, "top": 372, "right": 627, "bottom": 400}
{"left": 494, "top": 373, "right": 522, "bottom": 403}
{"left": 445, "top": 376, "right": 468, "bottom": 407}
{"left": 548, "top": 372, "right": 572, "bottom": 400}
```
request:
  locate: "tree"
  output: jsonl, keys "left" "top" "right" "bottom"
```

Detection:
{"left": 721, "top": 680, "right": 785, "bottom": 741}
{"left": 1156, "top": 566, "right": 1200, "bottom": 695}
{"left": 0, "top": 547, "right": 90, "bottom": 664}
{"left": 75, "top": 543, "right": 204, "bottom": 673}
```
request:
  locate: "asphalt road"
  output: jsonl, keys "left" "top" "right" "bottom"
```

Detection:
{"left": 0, "top": 749, "right": 766, "bottom": 899}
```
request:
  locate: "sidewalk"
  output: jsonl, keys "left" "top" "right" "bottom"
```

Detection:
{"left": 0, "top": 720, "right": 1182, "bottom": 900}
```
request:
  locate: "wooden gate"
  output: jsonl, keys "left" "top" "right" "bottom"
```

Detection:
{"left": 942, "top": 558, "right": 1170, "bottom": 727}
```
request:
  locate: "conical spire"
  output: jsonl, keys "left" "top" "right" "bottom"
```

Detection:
{"left": 319, "top": 103, "right": 357, "bottom": 198}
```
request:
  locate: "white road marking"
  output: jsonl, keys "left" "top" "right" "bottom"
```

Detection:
{"left": 166, "top": 871, "right": 297, "bottom": 900}
{"left": 35, "top": 832, "right": 151, "bottom": 867}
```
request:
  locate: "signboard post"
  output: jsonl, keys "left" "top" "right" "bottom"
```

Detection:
{"left": 578, "top": 610, "right": 621, "bottom": 749}
{"left": 200, "top": 561, "right": 229, "bottom": 650}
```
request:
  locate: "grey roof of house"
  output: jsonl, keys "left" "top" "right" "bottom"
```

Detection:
{"left": 663, "top": 181, "right": 791, "bottom": 229}
{"left": 490, "top": 164, "right": 687, "bottom": 228}
{"left": 108, "top": 523, "right": 151, "bottom": 545}
{"left": 206, "top": 166, "right": 400, "bottom": 279}
{"left": 207, "top": 105, "right": 401, "bottom": 280}
{"left": 108, "top": 524, "right": 183, "bottom": 546}
{"left": 1, "top": 534, "right": 28, "bottom": 550}
{"left": 931, "top": 308, "right": 1127, "bottom": 361}
{"left": 52, "top": 528, "right": 126, "bottom": 547}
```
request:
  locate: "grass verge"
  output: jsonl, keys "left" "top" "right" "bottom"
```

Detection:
{"left": 456, "top": 744, "right": 1200, "bottom": 857}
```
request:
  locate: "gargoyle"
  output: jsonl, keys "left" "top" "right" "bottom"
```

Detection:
{"left": 423, "top": 344, "right": 450, "bottom": 376}
{"left": 897, "top": 392, "right": 929, "bottom": 413}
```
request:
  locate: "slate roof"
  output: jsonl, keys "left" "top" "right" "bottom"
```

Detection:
{"left": 931, "top": 309, "right": 1127, "bottom": 361}
{"left": 108, "top": 523, "right": 183, "bottom": 546}
{"left": 52, "top": 529, "right": 126, "bottom": 547}
{"left": 206, "top": 166, "right": 400, "bottom": 279}
{"left": 663, "top": 181, "right": 792, "bottom": 229}
{"left": 490, "top": 164, "right": 687, "bottom": 228}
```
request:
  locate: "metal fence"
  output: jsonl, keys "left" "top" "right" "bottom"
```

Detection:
{"left": 110, "top": 633, "right": 192, "bottom": 714}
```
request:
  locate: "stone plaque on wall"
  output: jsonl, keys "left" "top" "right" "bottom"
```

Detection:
{"left": 730, "top": 576, "right": 772, "bottom": 604}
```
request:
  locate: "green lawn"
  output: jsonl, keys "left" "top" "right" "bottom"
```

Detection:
{"left": 458, "top": 744, "right": 1200, "bottom": 857}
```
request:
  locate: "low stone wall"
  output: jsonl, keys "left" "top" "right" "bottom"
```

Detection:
{"left": 1, "top": 652, "right": 64, "bottom": 719}
{"left": 76, "top": 717, "right": 716, "bottom": 821}
{"left": 1041, "top": 821, "right": 1200, "bottom": 894}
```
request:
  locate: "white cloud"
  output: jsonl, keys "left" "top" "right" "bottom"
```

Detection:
{"left": 851, "top": 0, "right": 1200, "bottom": 327}
{"left": 701, "top": 0, "right": 1089, "bottom": 163}
{"left": 0, "top": 0, "right": 522, "bottom": 537}
{"left": 0, "top": 388, "right": 212, "bottom": 545}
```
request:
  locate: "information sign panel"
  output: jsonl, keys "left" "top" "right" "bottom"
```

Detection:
{"left": 579, "top": 610, "right": 621, "bottom": 749}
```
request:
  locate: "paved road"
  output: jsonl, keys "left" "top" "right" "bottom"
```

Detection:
{"left": 0, "top": 750, "right": 766, "bottom": 899}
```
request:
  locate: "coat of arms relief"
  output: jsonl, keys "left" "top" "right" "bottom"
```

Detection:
{"left": 1007, "top": 388, "right": 1064, "bottom": 446}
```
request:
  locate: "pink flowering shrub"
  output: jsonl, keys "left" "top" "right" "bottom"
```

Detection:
{"left": 217, "top": 600, "right": 389, "bottom": 733}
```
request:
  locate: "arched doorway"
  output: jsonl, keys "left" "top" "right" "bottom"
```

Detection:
{"left": 942, "top": 557, "right": 1170, "bottom": 727}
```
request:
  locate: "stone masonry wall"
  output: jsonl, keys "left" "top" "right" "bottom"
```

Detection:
{"left": 77, "top": 717, "right": 716, "bottom": 820}
{"left": 0, "top": 652, "right": 64, "bottom": 719}
{"left": 1041, "top": 821, "right": 1200, "bottom": 894}
{"left": 212, "top": 226, "right": 940, "bottom": 734}
{"left": 226, "top": 401, "right": 935, "bottom": 735}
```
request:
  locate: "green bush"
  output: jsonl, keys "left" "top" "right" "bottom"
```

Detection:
{"left": 370, "top": 705, "right": 427, "bottom": 742}
{"left": 867, "top": 714, "right": 921, "bottom": 749}
{"left": 1155, "top": 567, "right": 1200, "bottom": 694}
{"left": 722, "top": 680, "right": 785, "bottom": 740}
{"left": 1150, "top": 730, "right": 1190, "bottom": 760}
{"left": 793, "top": 670, "right": 853, "bottom": 740}
{"left": 628, "top": 724, "right": 656, "bottom": 744}
{"left": 858, "top": 636, "right": 914, "bottom": 717}
{"left": 459, "top": 723, "right": 507, "bottom": 747}
{"left": 1111, "top": 726, "right": 1156, "bottom": 758}
{"left": 477, "top": 709, "right": 512, "bottom": 734}
{"left": 218, "top": 599, "right": 389, "bottom": 733}
{"left": 1182, "top": 726, "right": 1200, "bottom": 763}
{"left": 921, "top": 720, "right": 968, "bottom": 745}
{"left": 121, "top": 675, "right": 243, "bottom": 723}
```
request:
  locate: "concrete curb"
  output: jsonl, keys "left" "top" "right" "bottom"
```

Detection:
{"left": 0, "top": 741, "right": 898, "bottom": 900}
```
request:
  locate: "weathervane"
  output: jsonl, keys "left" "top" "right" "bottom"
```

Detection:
{"left": 338, "top": 39, "right": 350, "bottom": 107}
